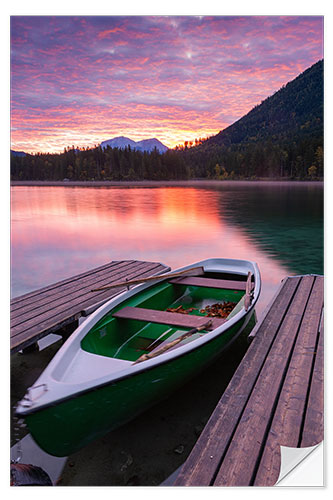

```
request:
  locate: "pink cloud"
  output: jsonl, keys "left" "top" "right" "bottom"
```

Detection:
{"left": 10, "top": 16, "right": 323, "bottom": 153}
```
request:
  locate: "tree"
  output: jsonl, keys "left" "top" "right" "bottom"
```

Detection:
{"left": 315, "top": 146, "right": 323, "bottom": 175}
{"left": 67, "top": 164, "right": 74, "bottom": 179}
{"left": 308, "top": 165, "right": 317, "bottom": 179}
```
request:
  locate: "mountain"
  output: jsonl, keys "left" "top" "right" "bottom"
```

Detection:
{"left": 100, "top": 136, "right": 168, "bottom": 153}
{"left": 100, "top": 136, "right": 138, "bottom": 150}
{"left": 183, "top": 59, "right": 323, "bottom": 179}
{"left": 208, "top": 59, "right": 323, "bottom": 148}
{"left": 11, "top": 150, "right": 27, "bottom": 157}
{"left": 136, "top": 138, "right": 168, "bottom": 153}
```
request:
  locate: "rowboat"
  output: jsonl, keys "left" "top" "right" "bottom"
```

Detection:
{"left": 16, "top": 258, "right": 261, "bottom": 457}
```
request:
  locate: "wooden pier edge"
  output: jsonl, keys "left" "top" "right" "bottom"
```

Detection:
{"left": 10, "top": 260, "right": 170, "bottom": 353}
{"left": 174, "top": 274, "right": 324, "bottom": 487}
{"left": 247, "top": 276, "right": 288, "bottom": 342}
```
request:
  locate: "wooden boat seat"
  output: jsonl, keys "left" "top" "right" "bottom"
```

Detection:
{"left": 169, "top": 276, "right": 254, "bottom": 291}
{"left": 113, "top": 306, "right": 226, "bottom": 330}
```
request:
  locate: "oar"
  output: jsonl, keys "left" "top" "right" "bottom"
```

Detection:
{"left": 145, "top": 329, "right": 172, "bottom": 352}
{"left": 91, "top": 266, "right": 204, "bottom": 292}
{"left": 133, "top": 319, "right": 213, "bottom": 364}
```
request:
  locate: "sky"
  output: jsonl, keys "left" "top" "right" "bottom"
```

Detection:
{"left": 10, "top": 15, "right": 323, "bottom": 154}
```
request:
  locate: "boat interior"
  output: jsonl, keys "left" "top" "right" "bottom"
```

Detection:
{"left": 81, "top": 272, "right": 253, "bottom": 363}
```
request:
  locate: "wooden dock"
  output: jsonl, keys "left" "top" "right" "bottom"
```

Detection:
{"left": 174, "top": 274, "right": 324, "bottom": 486}
{"left": 10, "top": 260, "right": 170, "bottom": 353}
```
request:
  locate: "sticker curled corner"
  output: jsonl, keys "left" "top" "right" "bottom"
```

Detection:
{"left": 275, "top": 441, "right": 324, "bottom": 486}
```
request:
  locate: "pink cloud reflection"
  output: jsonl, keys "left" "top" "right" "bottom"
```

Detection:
{"left": 11, "top": 185, "right": 291, "bottom": 315}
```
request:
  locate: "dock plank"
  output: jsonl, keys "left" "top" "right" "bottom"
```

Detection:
{"left": 11, "top": 260, "right": 169, "bottom": 353}
{"left": 174, "top": 276, "right": 301, "bottom": 486}
{"left": 213, "top": 275, "right": 314, "bottom": 486}
{"left": 11, "top": 262, "right": 163, "bottom": 338}
{"left": 175, "top": 274, "right": 324, "bottom": 487}
{"left": 300, "top": 310, "right": 324, "bottom": 448}
{"left": 10, "top": 260, "right": 128, "bottom": 309}
{"left": 11, "top": 261, "right": 159, "bottom": 325}
{"left": 253, "top": 275, "right": 323, "bottom": 486}
{"left": 10, "top": 260, "right": 133, "bottom": 315}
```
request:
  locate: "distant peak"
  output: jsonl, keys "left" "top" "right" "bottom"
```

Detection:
{"left": 100, "top": 136, "right": 168, "bottom": 153}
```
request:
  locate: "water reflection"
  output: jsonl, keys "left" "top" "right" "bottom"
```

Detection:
{"left": 11, "top": 183, "right": 323, "bottom": 317}
{"left": 216, "top": 182, "right": 323, "bottom": 276}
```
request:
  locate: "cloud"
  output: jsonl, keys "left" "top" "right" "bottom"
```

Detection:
{"left": 10, "top": 16, "right": 323, "bottom": 153}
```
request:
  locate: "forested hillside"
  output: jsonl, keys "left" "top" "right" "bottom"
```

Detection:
{"left": 181, "top": 60, "right": 323, "bottom": 179}
{"left": 10, "top": 146, "right": 188, "bottom": 181}
{"left": 11, "top": 60, "right": 323, "bottom": 181}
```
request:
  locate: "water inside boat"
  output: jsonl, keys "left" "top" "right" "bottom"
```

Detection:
{"left": 81, "top": 273, "right": 248, "bottom": 362}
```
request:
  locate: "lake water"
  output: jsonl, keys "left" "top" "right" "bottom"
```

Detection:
{"left": 10, "top": 181, "right": 324, "bottom": 484}
{"left": 11, "top": 181, "right": 323, "bottom": 319}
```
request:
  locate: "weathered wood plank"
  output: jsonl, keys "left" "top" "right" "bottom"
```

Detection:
{"left": 169, "top": 276, "right": 252, "bottom": 291}
{"left": 253, "top": 275, "right": 324, "bottom": 486}
{"left": 175, "top": 275, "right": 324, "bottom": 487}
{"left": 174, "top": 276, "right": 301, "bottom": 486}
{"left": 11, "top": 260, "right": 157, "bottom": 320}
{"left": 113, "top": 306, "right": 225, "bottom": 330}
{"left": 11, "top": 315, "right": 81, "bottom": 353}
{"left": 11, "top": 261, "right": 160, "bottom": 326}
{"left": 11, "top": 260, "right": 129, "bottom": 308}
{"left": 300, "top": 298, "right": 324, "bottom": 448}
{"left": 213, "top": 275, "right": 314, "bottom": 486}
{"left": 11, "top": 261, "right": 169, "bottom": 352}
{"left": 247, "top": 278, "right": 288, "bottom": 342}
{"left": 11, "top": 262, "right": 165, "bottom": 337}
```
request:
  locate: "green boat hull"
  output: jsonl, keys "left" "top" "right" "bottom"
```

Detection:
{"left": 26, "top": 314, "right": 249, "bottom": 457}
{"left": 18, "top": 258, "right": 261, "bottom": 457}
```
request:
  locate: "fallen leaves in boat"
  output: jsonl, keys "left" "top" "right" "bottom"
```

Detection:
{"left": 166, "top": 302, "right": 237, "bottom": 318}
{"left": 166, "top": 305, "right": 196, "bottom": 314}
{"left": 200, "top": 302, "right": 237, "bottom": 318}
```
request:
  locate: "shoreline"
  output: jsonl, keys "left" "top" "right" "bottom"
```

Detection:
{"left": 10, "top": 179, "right": 323, "bottom": 188}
